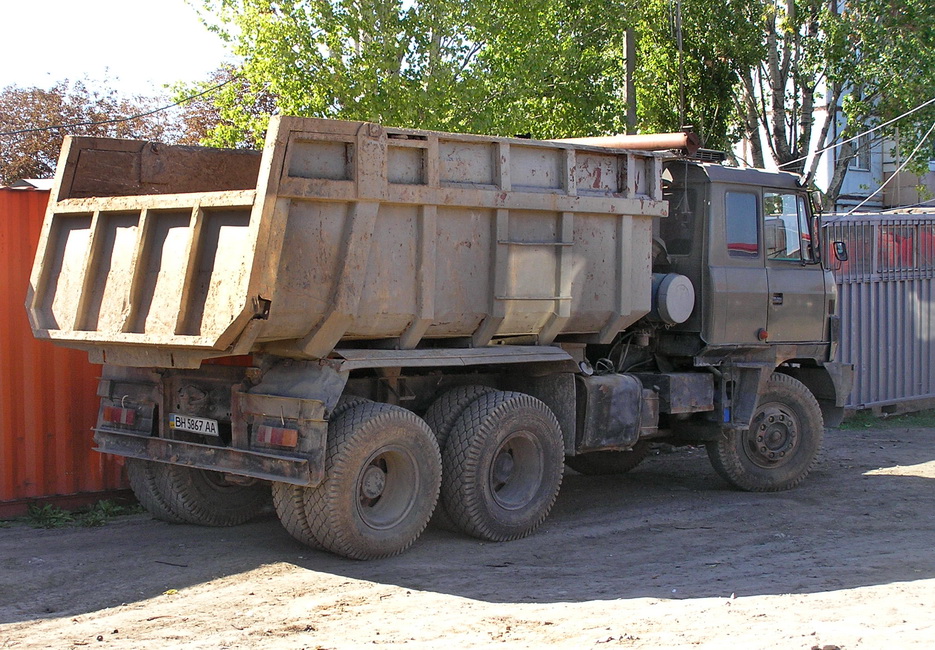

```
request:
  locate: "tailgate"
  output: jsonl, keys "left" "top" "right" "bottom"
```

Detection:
{"left": 27, "top": 137, "right": 267, "bottom": 367}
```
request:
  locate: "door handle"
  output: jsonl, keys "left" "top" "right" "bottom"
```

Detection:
{"left": 771, "top": 293, "right": 784, "bottom": 305}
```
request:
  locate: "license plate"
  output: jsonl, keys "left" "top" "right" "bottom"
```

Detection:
{"left": 168, "top": 413, "right": 219, "bottom": 436}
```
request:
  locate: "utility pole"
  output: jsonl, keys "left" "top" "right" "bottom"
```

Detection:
{"left": 625, "top": 27, "right": 637, "bottom": 134}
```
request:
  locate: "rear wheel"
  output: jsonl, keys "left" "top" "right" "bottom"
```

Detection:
{"left": 706, "top": 373, "right": 823, "bottom": 492}
{"left": 424, "top": 384, "right": 497, "bottom": 452}
{"left": 155, "top": 465, "right": 271, "bottom": 526}
{"left": 272, "top": 482, "right": 323, "bottom": 549}
{"left": 423, "top": 384, "right": 497, "bottom": 530}
{"left": 125, "top": 458, "right": 185, "bottom": 523}
{"left": 331, "top": 394, "right": 372, "bottom": 420}
{"left": 565, "top": 440, "right": 652, "bottom": 476}
{"left": 442, "top": 391, "right": 564, "bottom": 542}
{"left": 273, "top": 395, "right": 372, "bottom": 549}
{"left": 303, "top": 403, "right": 441, "bottom": 560}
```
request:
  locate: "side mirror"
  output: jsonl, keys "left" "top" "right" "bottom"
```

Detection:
{"left": 833, "top": 241, "right": 849, "bottom": 262}
{"left": 809, "top": 190, "right": 824, "bottom": 217}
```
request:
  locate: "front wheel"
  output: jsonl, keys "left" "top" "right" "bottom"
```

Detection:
{"left": 706, "top": 373, "right": 823, "bottom": 492}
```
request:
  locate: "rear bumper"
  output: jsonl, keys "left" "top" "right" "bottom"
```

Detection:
{"left": 93, "top": 428, "right": 316, "bottom": 486}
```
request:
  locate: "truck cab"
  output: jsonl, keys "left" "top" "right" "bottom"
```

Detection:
{"left": 656, "top": 160, "right": 849, "bottom": 431}
{"left": 660, "top": 161, "right": 836, "bottom": 348}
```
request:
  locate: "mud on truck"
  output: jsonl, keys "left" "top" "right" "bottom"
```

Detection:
{"left": 28, "top": 117, "right": 852, "bottom": 559}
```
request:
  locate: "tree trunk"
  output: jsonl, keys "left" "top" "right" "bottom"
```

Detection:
{"left": 824, "top": 140, "right": 855, "bottom": 211}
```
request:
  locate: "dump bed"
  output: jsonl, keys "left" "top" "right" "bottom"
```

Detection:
{"left": 28, "top": 116, "right": 667, "bottom": 368}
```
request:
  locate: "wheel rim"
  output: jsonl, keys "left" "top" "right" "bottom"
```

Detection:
{"left": 743, "top": 401, "right": 799, "bottom": 469}
{"left": 355, "top": 445, "right": 419, "bottom": 530}
{"left": 487, "top": 431, "right": 544, "bottom": 511}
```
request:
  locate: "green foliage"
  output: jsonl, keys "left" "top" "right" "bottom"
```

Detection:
{"left": 22, "top": 500, "right": 143, "bottom": 529}
{"left": 189, "top": 0, "right": 766, "bottom": 149}
{"left": 25, "top": 504, "right": 75, "bottom": 529}
{"left": 733, "top": 0, "right": 935, "bottom": 204}
{"left": 464, "top": 0, "right": 631, "bottom": 138}
{"left": 633, "top": 0, "right": 763, "bottom": 151}
{"left": 187, "top": 0, "right": 935, "bottom": 211}
{"left": 841, "top": 409, "right": 935, "bottom": 431}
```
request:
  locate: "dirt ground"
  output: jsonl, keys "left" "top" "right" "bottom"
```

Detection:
{"left": 1, "top": 423, "right": 933, "bottom": 650}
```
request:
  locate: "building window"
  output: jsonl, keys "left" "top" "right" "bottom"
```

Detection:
{"left": 849, "top": 132, "right": 872, "bottom": 171}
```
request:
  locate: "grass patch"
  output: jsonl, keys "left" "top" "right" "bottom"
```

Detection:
{"left": 841, "top": 409, "right": 935, "bottom": 430}
{"left": 21, "top": 500, "right": 144, "bottom": 529}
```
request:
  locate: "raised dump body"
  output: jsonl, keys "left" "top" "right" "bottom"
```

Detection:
{"left": 28, "top": 117, "right": 665, "bottom": 367}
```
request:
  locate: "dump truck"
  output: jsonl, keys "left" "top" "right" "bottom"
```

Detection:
{"left": 27, "top": 116, "right": 852, "bottom": 559}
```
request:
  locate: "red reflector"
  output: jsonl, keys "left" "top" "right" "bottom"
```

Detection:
{"left": 102, "top": 406, "right": 137, "bottom": 426}
{"left": 255, "top": 425, "right": 299, "bottom": 449}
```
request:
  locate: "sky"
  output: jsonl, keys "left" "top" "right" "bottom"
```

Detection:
{"left": 0, "top": 0, "right": 234, "bottom": 97}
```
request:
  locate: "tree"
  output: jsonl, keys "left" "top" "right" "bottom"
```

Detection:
{"left": 193, "top": 0, "right": 770, "bottom": 151}
{"left": 0, "top": 80, "right": 177, "bottom": 186}
{"left": 630, "top": 0, "right": 764, "bottom": 152}
{"left": 735, "top": 0, "right": 935, "bottom": 207}
{"left": 194, "top": 0, "right": 487, "bottom": 145}
{"left": 192, "top": 0, "right": 645, "bottom": 144}
{"left": 172, "top": 66, "right": 277, "bottom": 148}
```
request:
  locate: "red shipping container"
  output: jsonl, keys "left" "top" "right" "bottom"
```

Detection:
{"left": 0, "top": 187, "right": 127, "bottom": 517}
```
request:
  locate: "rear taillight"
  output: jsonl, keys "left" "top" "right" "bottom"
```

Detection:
{"left": 102, "top": 406, "right": 137, "bottom": 427}
{"left": 255, "top": 425, "right": 298, "bottom": 449}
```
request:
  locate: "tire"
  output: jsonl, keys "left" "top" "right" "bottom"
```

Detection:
{"left": 423, "top": 384, "right": 497, "bottom": 452}
{"left": 303, "top": 403, "right": 441, "bottom": 560}
{"left": 423, "top": 384, "right": 497, "bottom": 530}
{"left": 442, "top": 391, "right": 565, "bottom": 542}
{"left": 331, "top": 394, "right": 372, "bottom": 420}
{"left": 125, "top": 458, "right": 185, "bottom": 523}
{"left": 706, "top": 373, "right": 823, "bottom": 492}
{"left": 565, "top": 440, "right": 652, "bottom": 476}
{"left": 272, "top": 482, "right": 323, "bottom": 549}
{"left": 155, "top": 465, "right": 271, "bottom": 526}
{"left": 273, "top": 394, "right": 373, "bottom": 549}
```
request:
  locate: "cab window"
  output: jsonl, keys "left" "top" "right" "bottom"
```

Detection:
{"left": 661, "top": 185, "right": 698, "bottom": 256}
{"left": 726, "top": 191, "right": 759, "bottom": 258}
{"left": 764, "top": 192, "right": 813, "bottom": 262}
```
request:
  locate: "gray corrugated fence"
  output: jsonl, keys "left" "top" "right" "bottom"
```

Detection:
{"left": 824, "top": 212, "right": 935, "bottom": 411}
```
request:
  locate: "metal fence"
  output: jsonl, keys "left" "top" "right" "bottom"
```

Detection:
{"left": 824, "top": 211, "right": 935, "bottom": 411}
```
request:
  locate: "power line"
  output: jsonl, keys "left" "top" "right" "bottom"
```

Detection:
{"left": 845, "top": 120, "right": 935, "bottom": 215}
{"left": 0, "top": 75, "right": 240, "bottom": 138}
{"left": 779, "top": 95, "right": 935, "bottom": 171}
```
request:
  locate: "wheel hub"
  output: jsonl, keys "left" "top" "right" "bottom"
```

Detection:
{"left": 746, "top": 404, "right": 798, "bottom": 467}
{"left": 492, "top": 450, "right": 515, "bottom": 485}
{"left": 488, "top": 432, "right": 543, "bottom": 511}
{"left": 361, "top": 464, "right": 386, "bottom": 500}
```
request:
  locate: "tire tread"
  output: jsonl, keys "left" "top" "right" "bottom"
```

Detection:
{"left": 442, "top": 391, "right": 564, "bottom": 542}
{"left": 706, "top": 372, "right": 823, "bottom": 492}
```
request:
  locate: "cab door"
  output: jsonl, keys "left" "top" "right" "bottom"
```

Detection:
{"left": 763, "top": 191, "right": 826, "bottom": 342}
{"left": 704, "top": 186, "right": 769, "bottom": 344}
